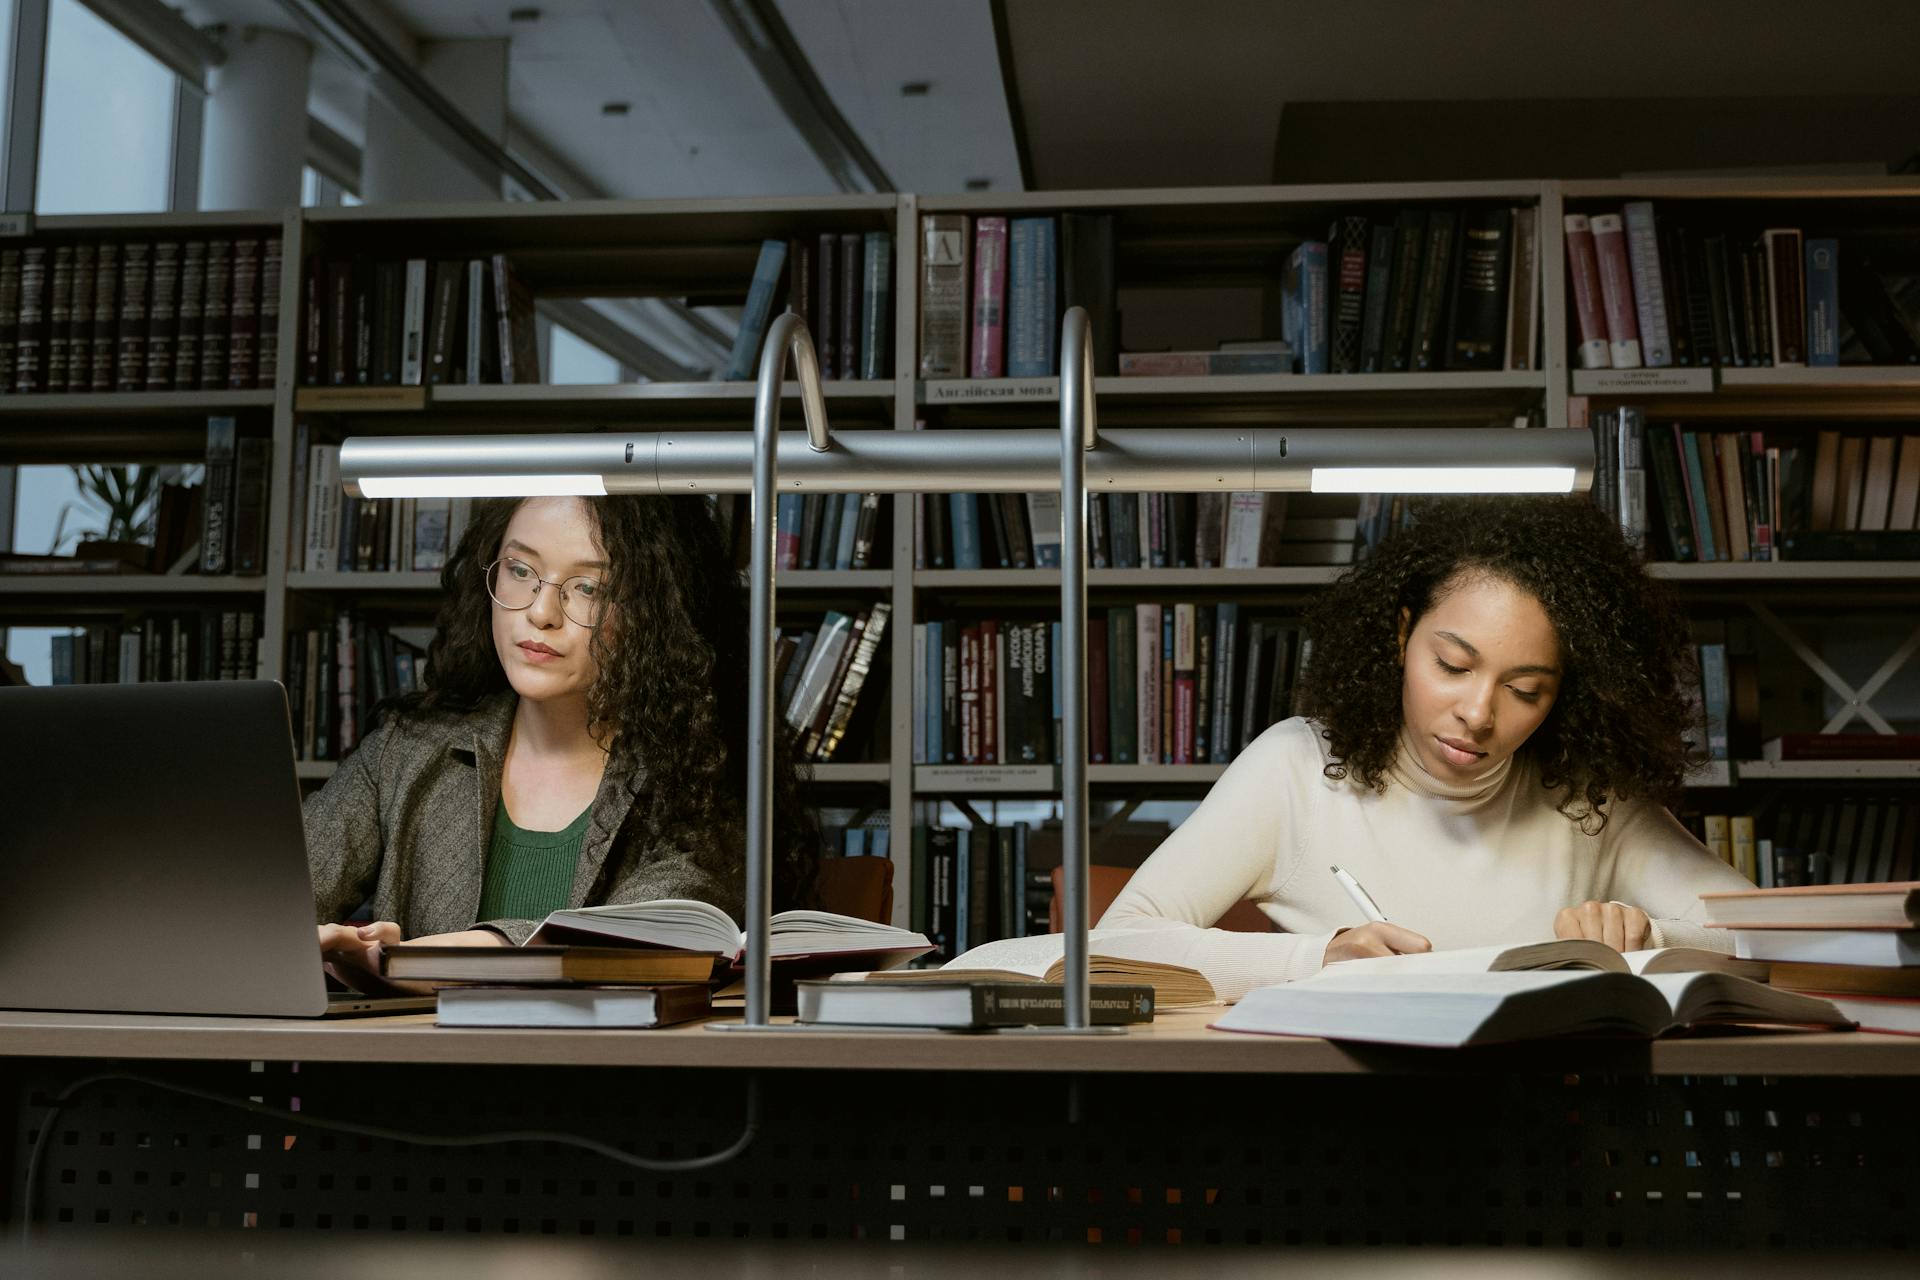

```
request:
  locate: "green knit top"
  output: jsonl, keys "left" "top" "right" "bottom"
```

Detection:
{"left": 477, "top": 802, "right": 593, "bottom": 924}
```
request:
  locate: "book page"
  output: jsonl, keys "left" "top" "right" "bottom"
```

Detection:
{"left": 535, "top": 899, "right": 740, "bottom": 952}
{"left": 1622, "top": 947, "right": 1770, "bottom": 981}
{"left": 1639, "top": 971, "right": 1849, "bottom": 1029}
{"left": 941, "top": 927, "right": 1210, "bottom": 979}
{"left": 1322, "top": 938, "right": 1623, "bottom": 977}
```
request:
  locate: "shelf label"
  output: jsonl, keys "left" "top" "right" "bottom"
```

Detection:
{"left": 920, "top": 378, "right": 1058, "bottom": 404}
{"left": 0, "top": 212, "right": 33, "bottom": 238}
{"left": 294, "top": 386, "right": 429, "bottom": 412}
{"left": 1572, "top": 367, "right": 1716, "bottom": 395}
{"left": 915, "top": 764, "right": 1055, "bottom": 792}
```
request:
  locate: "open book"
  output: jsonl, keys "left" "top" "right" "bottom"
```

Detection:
{"left": 832, "top": 929, "right": 1216, "bottom": 1008}
{"left": 530, "top": 900, "right": 931, "bottom": 975}
{"left": 1213, "top": 969, "right": 1851, "bottom": 1047}
{"left": 1324, "top": 939, "right": 1771, "bottom": 982}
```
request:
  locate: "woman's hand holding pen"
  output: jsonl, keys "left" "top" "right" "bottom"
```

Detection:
{"left": 1324, "top": 922, "right": 1433, "bottom": 964}
{"left": 1554, "top": 900, "right": 1651, "bottom": 953}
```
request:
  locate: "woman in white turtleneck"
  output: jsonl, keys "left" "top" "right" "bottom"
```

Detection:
{"left": 1099, "top": 496, "right": 1752, "bottom": 1003}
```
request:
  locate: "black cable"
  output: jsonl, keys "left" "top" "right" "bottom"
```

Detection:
{"left": 18, "top": 1069, "right": 760, "bottom": 1243}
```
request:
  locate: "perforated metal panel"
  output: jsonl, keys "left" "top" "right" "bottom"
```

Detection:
{"left": 7, "top": 1060, "right": 1916, "bottom": 1247}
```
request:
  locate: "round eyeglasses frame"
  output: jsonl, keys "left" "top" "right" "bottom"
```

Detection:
{"left": 483, "top": 557, "right": 607, "bottom": 628}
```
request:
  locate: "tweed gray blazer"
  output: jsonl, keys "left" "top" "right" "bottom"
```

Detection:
{"left": 303, "top": 691, "right": 745, "bottom": 944}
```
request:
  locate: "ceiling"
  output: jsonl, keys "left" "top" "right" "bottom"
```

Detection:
{"left": 183, "top": 0, "right": 1919, "bottom": 199}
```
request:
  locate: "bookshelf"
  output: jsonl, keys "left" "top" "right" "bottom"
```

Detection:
{"left": 10, "top": 177, "right": 1919, "bottom": 927}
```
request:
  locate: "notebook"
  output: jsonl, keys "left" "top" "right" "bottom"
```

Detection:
{"left": 0, "top": 681, "right": 427, "bottom": 1018}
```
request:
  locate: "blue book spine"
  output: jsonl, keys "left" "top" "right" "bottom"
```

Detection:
{"left": 1698, "top": 642, "right": 1730, "bottom": 761}
{"left": 925, "top": 620, "right": 943, "bottom": 765}
{"left": 1212, "top": 601, "right": 1237, "bottom": 762}
{"left": 723, "top": 239, "right": 789, "bottom": 381}
{"left": 833, "top": 492, "right": 859, "bottom": 569}
{"left": 949, "top": 494, "right": 982, "bottom": 570}
{"left": 859, "top": 230, "right": 892, "bottom": 380}
{"left": 1680, "top": 431, "right": 1720, "bottom": 562}
{"left": 1005, "top": 217, "right": 1058, "bottom": 376}
{"left": 1290, "top": 241, "right": 1330, "bottom": 374}
{"left": 776, "top": 492, "right": 803, "bottom": 569}
{"left": 1805, "top": 238, "right": 1840, "bottom": 368}
{"left": 1049, "top": 620, "right": 1063, "bottom": 764}
{"left": 844, "top": 828, "right": 866, "bottom": 858}
{"left": 869, "top": 826, "right": 889, "bottom": 861}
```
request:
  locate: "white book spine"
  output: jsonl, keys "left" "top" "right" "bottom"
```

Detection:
{"left": 1135, "top": 603, "right": 1160, "bottom": 764}
{"left": 1224, "top": 493, "right": 1262, "bottom": 568}
{"left": 306, "top": 444, "right": 341, "bottom": 572}
{"left": 787, "top": 615, "right": 851, "bottom": 732}
{"left": 399, "top": 259, "right": 427, "bottom": 386}
{"left": 1621, "top": 201, "right": 1672, "bottom": 368}
{"left": 1024, "top": 491, "right": 1062, "bottom": 567}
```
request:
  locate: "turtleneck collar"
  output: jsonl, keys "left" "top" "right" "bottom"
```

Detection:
{"left": 1389, "top": 723, "right": 1515, "bottom": 804}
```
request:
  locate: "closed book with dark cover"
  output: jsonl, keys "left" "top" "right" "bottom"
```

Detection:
{"left": 45, "top": 244, "right": 73, "bottom": 392}
{"left": 0, "top": 249, "right": 19, "bottom": 390}
{"left": 1328, "top": 214, "right": 1369, "bottom": 373}
{"left": 1443, "top": 207, "right": 1511, "bottom": 370}
{"left": 199, "top": 241, "right": 232, "bottom": 389}
{"left": 722, "top": 239, "right": 787, "bottom": 381}
{"left": 1778, "top": 529, "right": 1920, "bottom": 560}
{"left": 231, "top": 435, "right": 271, "bottom": 575}
{"left": 173, "top": 242, "right": 204, "bottom": 390}
{"left": 813, "top": 231, "right": 837, "bottom": 376}
{"left": 200, "top": 415, "right": 238, "bottom": 575}
{"left": 1358, "top": 221, "right": 1396, "bottom": 372}
{"left": 796, "top": 978, "right": 1155, "bottom": 1029}
{"left": 143, "top": 241, "right": 179, "bottom": 390}
{"left": 115, "top": 243, "right": 151, "bottom": 391}
{"left": 1408, "top": 209, "right": 1457, "bottom": 371}
{"left": 426, "top": 259, "right": 464, "bottom": 384}
{"left": 14, "top": 246, "right": 47, "bottom": 392}
{"left": 371, "top": 261, "right": 402, "bottom": 385}
{"left": 838, "top": 230, "right": 861, "bottom": 379}
{"left": 1385, "top": 209, "right": 1427, "bottom": 371}
{"left": 436, "top": 983, "right": 712, "bottom": 1029}
{"left": 257, "top": 237, "right": 282, "bottom": 389}
{"left": 859, "top": 229, "right": 892, "bottom": 379}
{"left": 67, "top": 244, "right": 96, "bottom": 391}
{"left": 227, "top": 239, "right": 261, "bottom": 390}
{"left": 492, "top": 255, "right": 539, "bottom": 385}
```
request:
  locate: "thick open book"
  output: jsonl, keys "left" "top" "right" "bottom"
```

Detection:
{"left": 530, "top": 900, "right": 931, "bottom": 975}
{"left": 835, "top": 929, "right": 1216, "bottom": 1008}
{"left": 796, "top": 979, "right": 1156, "bottom": 1029}
{"left": 1213, "top": 969, "right": 1851, "bottom": 1047}
{"left": 1324, "top": 939, "right": 1771, "bottom": 982}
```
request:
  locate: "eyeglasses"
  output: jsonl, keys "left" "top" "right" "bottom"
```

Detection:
{"left": 483, "top": 557, "right": 607, "bottom": 628}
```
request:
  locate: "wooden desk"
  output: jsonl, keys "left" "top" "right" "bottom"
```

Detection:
{"left": 4, "top": 1009, "right": 1916, "bottom": 1249}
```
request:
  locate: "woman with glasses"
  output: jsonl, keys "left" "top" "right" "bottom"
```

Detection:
{"left": 305, "top": 495, "right": 817, "bottom": 982}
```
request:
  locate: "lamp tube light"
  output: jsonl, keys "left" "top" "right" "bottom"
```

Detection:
{"left": 1311, "top": 466, "right": 1576, "bottom": 494}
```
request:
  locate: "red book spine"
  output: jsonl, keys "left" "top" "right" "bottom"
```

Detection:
{"left": 969, "top": 217, "right": 1008, "bottom": 378}
{"left": 980, "top": 618, "right": 1000, "bottom": 765}
{"left": 1589, "top": 213, "right": 1642, "bottom": 369}
{"left": 1563, "top": 214, "right": 1610, "bottom": 370}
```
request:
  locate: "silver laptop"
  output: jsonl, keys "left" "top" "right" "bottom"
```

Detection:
{"left": 0, "top": 680, "right": 430, "bottom": 1018}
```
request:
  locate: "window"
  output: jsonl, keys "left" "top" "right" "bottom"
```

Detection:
{"left": 302, "top": 164, "right": 361, "bottom": 208}
{"left": 35, "top": 0, "right": 175, "bottom": 214}
{"left": 549, "top": 325, "right": 621, "bottom": 385}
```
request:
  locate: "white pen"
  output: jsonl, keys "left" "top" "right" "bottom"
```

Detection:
{"left": 1330, "top": 864, "right": 1390, "bottom": 924}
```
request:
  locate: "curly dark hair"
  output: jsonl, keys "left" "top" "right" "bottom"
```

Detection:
{"left": 378, "top": 495, "right": 819, "bottom": 911}
{"left": 1297, "top": 495, "right": 1698, "bottom": 830}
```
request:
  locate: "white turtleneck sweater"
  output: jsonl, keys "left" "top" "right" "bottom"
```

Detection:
{"left": 1098, "top": 716, "right": 1754, "bottom": 1002}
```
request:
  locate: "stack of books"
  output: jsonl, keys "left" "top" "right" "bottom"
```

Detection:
{"left": 1702, "top": 881, "right": 1920, "bottom": 1035}
{"left": 381, "top": 945, "right": 720, "bottom": 1029}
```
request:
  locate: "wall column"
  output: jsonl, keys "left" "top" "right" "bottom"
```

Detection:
{"left": 198, "top": 26, "right": 310, "bottom": 211}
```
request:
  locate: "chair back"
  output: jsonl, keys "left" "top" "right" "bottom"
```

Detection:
{"left": 814, "top": 855, "right": 894, "bottom": 923}
{"left": 1048, "top": 864, "right": 1274, "bottom": 933}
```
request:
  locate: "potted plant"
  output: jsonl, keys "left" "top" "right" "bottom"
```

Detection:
{"left": 49, "top": 463, "right": 159, "bottom": 570}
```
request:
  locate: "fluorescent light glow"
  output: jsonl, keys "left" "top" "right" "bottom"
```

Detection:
{"left": 356, "top": 474, "right": 609, "bottom": 498}
{"left": 1310, "top": 467, "right": 1576, "bottom": 494}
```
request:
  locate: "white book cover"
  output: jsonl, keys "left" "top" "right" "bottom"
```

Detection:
{"left": 786, "top": 613, "right": 852, "bottom": 732}
{"left": 305, "top": 444, "right": 341, "bottom": 572}
{"left": 1224, "top": 493, "right": 1263, "bottom": 568}
{"left": 1025, "top": 491, "right": 1062, "bottom": 567}
{"left": 1136, "top": 603, "right": 1161, "bottom": 764}
{"left": 399, "top": 259, "right": 427, "bottom": 386}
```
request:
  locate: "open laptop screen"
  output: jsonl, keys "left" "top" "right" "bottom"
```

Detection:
{"left": 0, "top": 681, "right": 332, "bottom": 1017}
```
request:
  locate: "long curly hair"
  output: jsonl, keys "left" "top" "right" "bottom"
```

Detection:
{"left": 1297, "top": 495, "right": 1699, "bottom": 830}
{"left": 379, "top": 495, "right": 819, "bottom": 911}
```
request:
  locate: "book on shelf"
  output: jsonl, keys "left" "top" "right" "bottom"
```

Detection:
{"left": 1727, "top": 928, "right": 1920, "bottom": 967}
{"left": 381, "top": 944, "right": 719, "bottom": 985}
{"left": 1211, "top": 968, "right": 1848, "bottom": 1048}
{"left": 44, "top": 609, "right": 259, "bottom": 686}
{"left": 969, "top": 216, "right": 1008, "bottom": 378}
{"left": 796, "top": 978, "right": 1155, "bottom": 1029}
{"left": 1700, "top": 881, "right": 1920, "bottom": 930}
{"left": 527, "top": 899, "right": 931, "bottom": 975}
{"left": 435, "top": 983, "right": 712, "bottom": 1029}
{"left": 918, "top": 214, "right": 969, "bottom": 378}
{"left": 1319, "top": 938, "right": 1771, "bottom": 982}
{"left": 1005, "top": 216, "right": 1057, "bottom": 377}
{"left": 1763, "top": 734, "right": 1920, "bottom": 762}
{"left": 287, "top": 613, "right": 431, "bottom": 760}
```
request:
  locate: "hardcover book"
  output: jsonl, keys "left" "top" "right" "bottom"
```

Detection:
{"left": 529, "top": 900, "right": 931, "bottom": 974}
{"left": 436, "top": 983, "right": 712, "bottom": 1029}
{"left": 797, "top": 978, "right": 1155, "bottom": 1029}
{"left": 383, "top": 945, "right": 718, "bottom": 985}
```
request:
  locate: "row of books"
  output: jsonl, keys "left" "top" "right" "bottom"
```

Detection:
{"left": 0, "top": 237, "right": 281, "bottom": 394}
{"left": 43, "top": 610, "right": 261, "bottom": 685}
{"left": 1694, "top": 799, "right": 1920, "bottom": 889}
{"left": 725, "top": 230, "right": 892, "bottom": 382}
{"left": 916, "top": 212, "right": 1114, "bottom": 379}
{"left": 291, "top": 434, "right": 469, "bottom": 574}
{"left": 1565, "top": 205, "right": 1920, "bottom": 368}
{"left": 771, "top": 492, "right": 887, "bottom": 571}
{"left": 301, "top": 255, "right": 539, "bottom": 387}
{"left": 911, "top": 605, "right": 1309, "bottom": 767}
{"left": 773, "top": 603, "right": 890, "bottom": 763}
{"left": 914, "top": 492, "right": 1357, "bottom": 570}
{"left": 1278, "top": 206, "right": 1540, "bottom": 374}
{"left": 917, "top": 822, "right": 1040, "bottom": 959}
{"left": 1596, "top": 407, "right": 1920, "bottom": 563}
{"left": 287, "top": 613, "right": 430, "bottom": 761}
